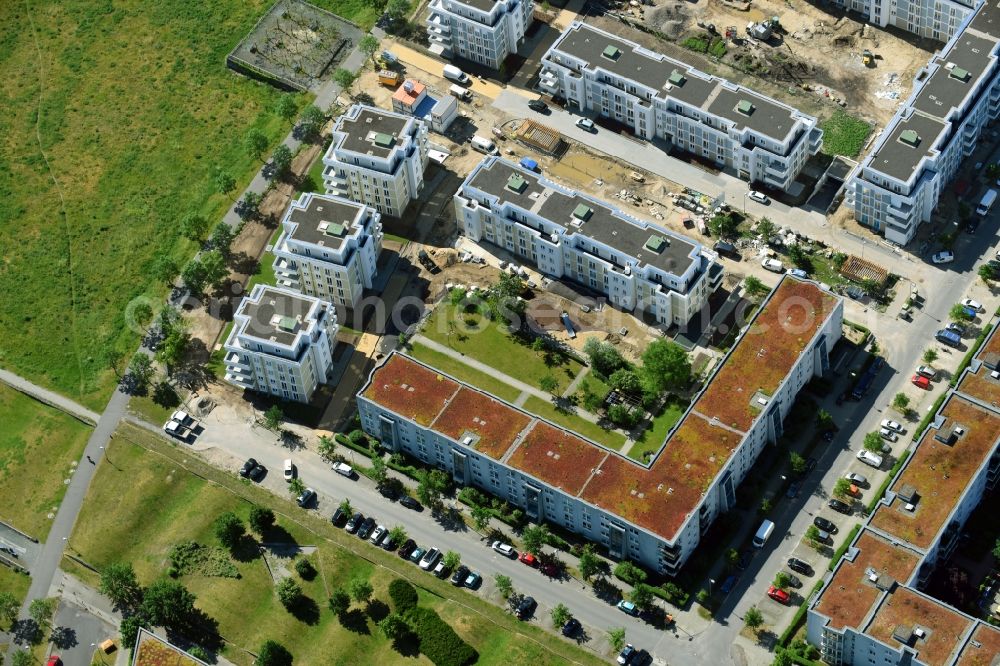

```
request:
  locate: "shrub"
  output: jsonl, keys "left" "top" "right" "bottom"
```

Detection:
{"left": 388, "top": 579, "right": 418, "bottom": 612}
{"left": 294, "top": 558, "right": 316, "bottom": 580}
{"left": 406, "top": 606, "right": 478, "bottom": 666}
{"left": 613, "top": 561, "right": 647, "bottom": 586}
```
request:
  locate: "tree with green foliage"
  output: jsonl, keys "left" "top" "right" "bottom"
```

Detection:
{"left": 142, "top": 580, "right": 196, "bottom": 628}
{"left": 789, "top": 451, "right": 806, "bottom": 475}
{"left": 992, "top": 538, "right": 1000, "bottom": 561}
{"left": 181, "top": 258, "right": 208, "bottom": 295}
{"left": 200, "top": 250, "right": 228, "bottom": 290}
{"left": 863, "top": 431, "right": 884, "bottom": 453}
{"left": 379, "top": 613, "right": 408, "bottom": 641}
{"left": 249, "top": 506, "right": 276, "bottom": 535}
{"left": 388, "top": 579, "right": 418, "bottom": 612}
{"left": 551, "top": 603, "right": 571, "bottom": 629}
{"left": 288, "top": 478, "right": 305, "bottom": 497}
{"left": 360, "top": 35, "right": 380, "bottom": 66}
{"left": 608, "top": 627, "right": 627, "bottom": 652}
{"left": 348, "top": 579, "right": 373, "bottom": 605}
{"left": 892, "top": 392, "right": 910, "bottom": 412}
{"left": 923, "top": 348, "right": 939, "bottom": 365}
{"left": 100, "top": 562, "right": 142, "bottom": 611}
{"left": 276, "top": 578, "right": 301, "bottom": 609}
{"left": 333, "top": 68, "right": 357, "bottom": 96}
{"left": 0, "top": 591, "right": 18, "bottom": 627}
{"left": 629, "top": 583, "right": 655, "bottom": 610}
{"left": 214, "top": 512, "right": 245, "bottom": 551}
{"left": 263, "top": 405, "right": 283, "bottom": 431}
{"left": 485, "top": 272, "right": 527, "bottom": 324}
{"left": 371, "top": 455, "right": 388, "bottom": 488}
{"left": 583, "top": 338, "right": 627, "bottom": 377}
{"left": 295, "top": 558, "right": 316, "bottom": 580}
{"left": 257, "top": 640, "right": 293, "bottom": 666}
{"left": 150, "top": 252, "right": 179, "bottom": 284}
{"left": 318, "top": 435, "right": 336, "bottom": 461}
{"left": 773, "top": 572, "right": 790, "bottom": 590}
{"left": 11, "top": 651, "right": 33, "bottom": 666}
{"left": 816, "top": 409, "right": 833, "bottom": 430}
{"left": 743, "top": 276, "right": 769, "bottom": 300}
{"left": 773, "top": 650, "right": 793, "bottom": 666}
{"left": 709, "top": 212, "right": 740, "bottom": 239}
{"left": 270, "top": 144, "right": 293, "bottom": 181}
{"left": 386, "top": 0, "right": 411, "bottom": 21}
{"left": 579, "top": 544, "right": 602, "bottom": 581}
{"left": 495, "top": 574, "right": 513, "bottom": 599}
{"left": 805, "top": 525, "right": 821, "bottom": 548}
{"left": 471, "top": 504, "right": 492, "bottom": 532}
{"left": 641, "top": 339, "right": 691, "bottom": 393}
{"left": 180, "top": 212, "right": 209, "bottom": 241}
{"left": 613, "top": 561, "right": 646, "bottom": 586}
{"left": 210, "top": 223, "right": 236, "bottom": 257}
{"left": 275, "top": 95, "right": 298, "bottom": 120}
{"left": 297, "top": 105, "right": 326, "bottom": 142}
{"left": 388, "top": 525, "right": 407, "bottom": 547}
{"left": 608, "top": 368, "right": 642, "bottom": 394}
{"left": 244, "top": 128, "right": 269, "bottom": 160}
{"left": 215, "top": 169, "right": 236, "bottom": 198}
{"left": 539, "top": 375, "right": 558, "bottom": 395}
{"left": 744, "top": 606, "right": 764, "bottom": 631}
{"left": 236, "top": 190, "right": 263, "bottom": 220}
{"left": 726, "top": 548, "right": 740, "bottom": 570}
{"left": 833, "top": 478, "right": 852, "bottom": 499}
{"left": 128, "top": 354, "right": 155, "bottom": 392}
{"left": 156, "top": 327, "right": 191, "bottom": 374}
{"left": 756, "top": 218, "right": 777, "bottom": 242}
{"left": 442, "top": 551, "right": 461, "bottom": 571}
{"left": 787, "top": 245, "right": 812, "bottom": 271}
{"left": 416, "top": 468, "right": 450, "bottom": 511}
{"left": 980, "top": 263, "right": 999, "bottom": 283}
{"left": 119, "top": 615, "right": 147, "bottom": 653}
{"left": 328, "top": 588, "right": 351, "bottom": 616}
{"left": 759, "top": 497, "right": 773, "bottom": 515}
{"left": 522, "top": 524, "right": 550, "bottom": 555}
{"left": 951, "top": 302, "right": 975, "bottom": 322}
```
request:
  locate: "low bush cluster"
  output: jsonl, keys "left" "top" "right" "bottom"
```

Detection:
{"left": 406, "top": 606, "right": 478, "bottom": 666}
{"left": 167, "top": 541, "right": 239, "bottom": 579}
{"left": 388, "top": 579, "right": 418, "bottom": 613}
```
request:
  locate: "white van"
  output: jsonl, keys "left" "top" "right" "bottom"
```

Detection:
{"left": 976, "top": 188, "right": 997, "bottom": 216}
{"left": 752, "top": 519, "right": 775, "bottom": 548}
{"left": 449, "top": 84, "right": 472, "bottom": 101}
{"left": 471, "top": 135, "right": 498, "bottom": 155}
{"left": 443, "top": 64, "right": 469, "bottom": 84}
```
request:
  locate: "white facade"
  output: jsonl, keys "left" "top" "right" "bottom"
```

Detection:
{"left": 538, "top": 22, "right": 822, "bottom": 191}
{"left": 322, "top": 104, "right": 430, "bottom": 217}
{"left": 223, "top": 285, "right": 338, "bottom": 403}
{"left": 832, "top": 0, "right": 974, "bottom": 41}
{"left": 846, "top": 0, "right": 1000, "bottom": 244}
{"left": 427, "top": 0, "right": 532, "bottom": 69}
{"left": 357, "top": 279, "right": 842, "bottom": 574}
{"left": 272, "top": 193, "right": 382, "bottom": 309}
{"left": 455, "top": 156, "right": 722, "bottom": 325}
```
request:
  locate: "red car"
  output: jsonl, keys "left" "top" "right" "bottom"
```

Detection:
{"left": 47, "top": 657, "right": 63, "bottom": 666}
{"left": 911, "top": 374, "right": 931, "bottom": 390}
{"left": 767, "top": 585, "right": 790, "bottom": 604}
{"left": 518, "top": 552, "right": 538, "bottom": 567}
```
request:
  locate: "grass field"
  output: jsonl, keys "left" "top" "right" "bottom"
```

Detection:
{"left": 626, "top": 397, "right": 687, "bottom": 461}
{"left": 407, "top": 342, "right": 522, "bottom": 402}
{"left": 64, "top": 423, "right": 603, "bottom": 666}
{"left": 0, "top": 0, "right": 374, "bottom": 410}
{"left": 0, "top": 384, "right": 92, "bottom": 537}
{"left": 819, "top": 111, "right": 873, "bottom": 159}
{"left": 522, "top": 396, "right": 627, "bottom": 450}
{"left": 422, "top": 304, "right": 584, "bottom": 393}
{"left": 0, "top": 566, "right": 31, "bottom": 627}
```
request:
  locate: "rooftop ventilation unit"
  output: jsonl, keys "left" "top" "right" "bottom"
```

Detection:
{"left": 736, "top": 100, "right": 755, "bottom": 116}
{"left": 573, "top": 203, "right": 593, "bottom": 221}
{"left": 602, "top": 45, "right": 622, "bottom": 60}
{"left": 403, "top": 80, "right": 415, "bottom": 93}
{"left": 644, "top": 234, "right": 667, "bottom": 253}
{"left": 914, "top": 627, "right": 926, "bottom": 639}
{"left": 373, "top": 132, "right": 396, "bottom": 149}
{"left": 324, "top": 222, "right": 346, "bottom": 237}
{"left": 950, "top": 66, "right": 970, "bottom": 81}
{"left": 506, "top": 173, "right": 528, "bottom": 193}
{"left": 277, "top": 316, "right": 297, "bottom": 332}
{"left": 899, "top": 129, "right": 921, "bottom": 147}
{"left": 668, "top": 70, "right": 686, "bottom": 86}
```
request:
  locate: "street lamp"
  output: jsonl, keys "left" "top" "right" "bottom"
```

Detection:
{"left": 742, "top": 189, "right": 752, "bottom": 215}
{"left": 709, "top": 578, "right": 715, "bottom": 597}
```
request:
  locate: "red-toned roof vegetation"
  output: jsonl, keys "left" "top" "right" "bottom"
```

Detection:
{"left": 867, "top": 588, "right": 973, "bottom": 666}
{"left": 955, "top": 624, "right": 1000, "bottom": 666}
{"left": 362, "top": 354, "right": 459, "bottom": 426}
{"left": 508, "top": 422, "right": 609, "bottom": 495}
{"left": 432, "top": 387, "right": 532, "bottom": 460}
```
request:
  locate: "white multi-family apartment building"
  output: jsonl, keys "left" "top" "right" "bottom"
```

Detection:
{"left": 537, "top": 22, "right": 822, "bottom": 191}
{"left": 223, "top": 285, "right": 338, "bottom": 403}
{"left": 832, "top": 0, "right": 974, "bottom": 41}
{"left": 272, "top": 193, "right": 382, "bottom": 310}
{"left": 426, "top": 0, "right": 532, "bottom": 69}
{"left": 322, "top": 104, "right": 429, "bottom": 217}
{"left": 807, "top": 320, "right": 1000, "bottom": 665}
{"left": 455, "top": 156, "right": 723, "bottom": 326}
{"left": 358, "top": 278, "right": 842, "bottom": 574}
{"left": 845, "top": 0, "right": 1000, "bottom": 245}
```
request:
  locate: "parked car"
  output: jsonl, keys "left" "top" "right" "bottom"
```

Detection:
{"left": 786, "top": 482, "right": 800, "bottom": 499}
{"left": 345, "top": 512, "right": 363, "bottom": 533}
{"left": 916, "top": 365, "right": 937, "bottom": 380}
{"left": 419, "top": 548, "right": 441, "bottom": 571}
{"left": 491, "top": 541, "right": 517, "bottom": 558}
{"left": 283, "top": 459, "right": 295, "bottom": 481}
{"left": 296, "top": 487, "right": 316, "bottom": 508}
{"left": 247, "top": 463, "right": 265, "bottom": 482}
{"left": 409, "top": 547, "right": 426, "bottom": 564}
{"left": 932, "top": 250, "right": 955, "bottom": 264}
{"left": 787, "top": 557, "right": 812, "bottom": 576}
{"left": 519, "top": 552, "right": 538, "bottom": 567}
{"left": 515, "top": 596, "right": 537, "bottom": 619}
{"left": 911, "top": 374, "right": 932, "bottom": 390}
{"left": 451, "top": 565, "right": 470, "bottom": 586}
{"left": 879, "top": 427, "right": 899, "bottom": 442}
{"left": 767, "top": 585, "right": 790, "bottom": 604}
{"left": 575, "top": 117, "right": 596, "bottom": 132}
{"left": 748, "top": 190, "right": 770, "bottom": 204}
{"left": 464, "top": 571, "right": 482, "bottom": 589}
{"left": 761, "top": 257, "right": 784, "bottom": 273}
{"left": 357, "top": 517, "right": 376, "bottom": 539}
{"left": 541, "top": 562, "right": 560, "bottom": 577}
{"left": 331, "top": 507, "right": 348, "bottom": 526}
{"left": 828, "top": 498, "right": 852, "bottom": 514}
{"left": 845, "top": 472, "right": 868, "bottom": 486}
{"left": 788, "top": 268, "right": 808, "bottom": 278}
{"left": 46, "top": 657, "right": 62, "bottom": 666}
{"left": 433, "top": 560, "right": 449, "bottom": 578}
{"left": 527, "top": 99, "right": 550, "bottom": 113}
{"left": 399, "top": 496, "right": 423, "bottom": 511}
{"left": 881, "top": 419, "right": 904, "bottom": 433}
{"left": 381, "top": 536, "right": 398, "bottom": 552}
{"left": 814, "top": 516, "right": 837, "bottom": 533}
{"left": 369, "top": 525, "right": 387, "bottom": 546}
{"left": 562, "top": 617, "right": 581, "bottom": 637}
{"left": 616, "top": 600, "right": 639, "bottom": 616}
{"left": 782, "top": 572, "right": 802, "bottom": 588}
{"left": 398, "top": 539, "right": 416, "bottom": 559}
{"left": 617, "top": 644, "right": 636, "bottom": 665}
{"left": 170, "top": 410, "right": 192, "bottom": 426}
{"left": 239, "top": 458, "right": 259, "bottom": 478}
{"left": 857, "top": 449, "right": 883, "bottom": 468}
{"left": 378, "top": 484, "right": 398, "bottom": 500}
{"left": 332, "top": 462, "right": 354, "bottom": 478}
{"left": 962, "top": 298, "right": 984, "bottom": 311}
{"left": 946, "top": 321, "right": 965, "bottom": 336}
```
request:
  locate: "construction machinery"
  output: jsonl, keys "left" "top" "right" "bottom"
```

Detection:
{"left": 378, "top": 69, "right": 402, "bottom": 86}
{"left": 862, "top": 49, "right": 874, "bottom": 67}
{"left": 725, "top": 25, "right": 738, "bottom": 40}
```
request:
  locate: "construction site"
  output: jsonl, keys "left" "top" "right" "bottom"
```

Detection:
{"left": 589, "top": 0, "right": 939, "bottom": 127}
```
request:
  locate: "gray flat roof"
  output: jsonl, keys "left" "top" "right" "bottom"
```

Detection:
{"left": 448, "top": 0, "right": 500, "bottom": 12}
{"left": 969, "top": 0, "right": 1000, "bottom": 39}
{"left": 469, "top": 158, "right": 699, "bottom": 276}
{"left": 551, "top": 22, "right": 800, "bottom": 142}
{"left": 334, "top": 107, "right": 411, "bottom": 158}
{"left": 238, "top": 287, "right": 319, "bottom": 346}
{"left": 868, "top": 112, "right": 946, "bottom": 182}
{"left": 913, "top": 33, "right": 994, "bottom": 117}
{"left": 285, "top": 194, "right": 365, "bottom": 248}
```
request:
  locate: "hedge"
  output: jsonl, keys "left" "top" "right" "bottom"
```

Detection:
{"left": 780, "top": 648, "right": 824, "bottom": 666}
{"left": 865, "top": 449, "right": 912, "bottom": 515}
{"left": 828, "top": 524, "right": 861, "bottom": 571}
{"left": 406, "top": 606, "right": 478, "bottom": 666}
{"left": 388, "top": 578, "right": 418, "bottom": 613}
{"left": 335, "top": 433, "right": 375, "bottom": 459}
{"left": 778, "top": 580, "right": 823, "bottom": 647}
{"left": 911, "top": 393, "right": 947, "bottom": 442}
{"left": 950, "top": 328, "right": 989, "bottom": 387}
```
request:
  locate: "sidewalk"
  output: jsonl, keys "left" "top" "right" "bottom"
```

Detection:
{"left": 0, "top": 368, "right": 100, "bottom": 425}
